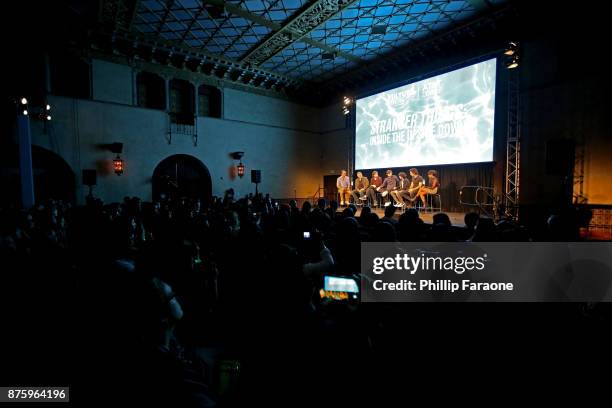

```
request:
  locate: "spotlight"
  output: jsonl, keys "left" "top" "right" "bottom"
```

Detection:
{"left": 342, "top": 96, "right": 353, "bottom": 116}
{"left": 20, "top": 97, "right": 28, "bottom": 105}
{"left": 23, "top": 110, "right": 28, "bottom": 116}
{"left": 46, "top": 104, "right": 51, "bottom": 111}
{"left": 506, "top": 55, "right": 519, "bottom": 69}
{"left": 46, "top": 115, "right": 52, "bottom": 121}
{"left": 504, "top": 41, "right": 517, "bottom": 56}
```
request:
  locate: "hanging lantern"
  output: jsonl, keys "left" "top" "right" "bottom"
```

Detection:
{"left": 113, "top": 154, "right": 124, "bottom": 176}
{"left": 236, "top": 161, "right": 245, "bottom": 178}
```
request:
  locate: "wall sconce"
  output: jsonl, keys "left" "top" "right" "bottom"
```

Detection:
{"left": 109, "top": 142, "right": 124, "bottom": 176}
{"left": 237, "top": 161, "right": 245, "bottom": 178}
{"left": 113, "top": 154, "right": 124, "bottom": 176}
{"left": 230, "top": 151, "right": 245, "bottom": 178}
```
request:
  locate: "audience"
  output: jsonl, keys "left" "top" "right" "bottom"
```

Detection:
{"left": 0, "top": 194, "right": 600, "bottom": 405}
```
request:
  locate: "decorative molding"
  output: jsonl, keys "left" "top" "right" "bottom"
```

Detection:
{"left": 203, "top": 0, "right": 359, "bottom": 65}
{"left": 238, "top": 0, "right": 360, "bottom": 66}
{"left": 82, "top": 48, "right": 310, "bottom": 103}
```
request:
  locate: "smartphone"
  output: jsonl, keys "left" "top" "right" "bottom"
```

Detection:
{"left": 324, "top": 276, "right": 359, "bottom": 293}
{"left": 321, "top": 276, "right": 359, "bottom": 300}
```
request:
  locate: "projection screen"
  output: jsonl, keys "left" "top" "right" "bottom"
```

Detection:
{"left": 355, "top": 58, "right": 497, "bottom": 170}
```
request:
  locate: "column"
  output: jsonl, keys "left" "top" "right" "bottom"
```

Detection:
{"left": 164, "top": 76, "right": 171, "bottom": 112}
{"left": 17, "top": 113, "right": 35, "bottom": 209}
{"left": 193, "top": 82, "right": 200, "bottom": 118}
{"left": 132, "top": 68, "right": 140, "bottom": 106}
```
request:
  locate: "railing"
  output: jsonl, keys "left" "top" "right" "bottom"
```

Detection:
{"left": 459, "top": 185, "right": 498, "bottom": 218}
{"left": 168, "top": 112, "right": 197, "bottom": 146}
{"left": 312, "top": 186, "right": 326, "bottom": 203}
{"left": 586, "top": 207, "right": 612, "bottom": 240}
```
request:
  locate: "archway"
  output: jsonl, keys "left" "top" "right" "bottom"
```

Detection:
{"left": 152, "top": 154, "right": 212, "bottom": 204}
{"left": 0, "top": 144, "right": 76, "bottom": 207}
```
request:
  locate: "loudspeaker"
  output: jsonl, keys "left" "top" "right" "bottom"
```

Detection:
{"left": 545, "top": 139, "right": 575, "bottom": 176}
{"left": 82, "top": 169, "right": 97, "bottom": 186}
{"left": 251, "top": 170, "right": 261, "bottom": 184}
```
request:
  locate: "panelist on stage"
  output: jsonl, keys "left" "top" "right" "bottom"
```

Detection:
{"left": 336, "top": 170, "right": 351, "bottom": 206}
{"left": 365, "top": 170, "right": 383, "bottom": 207}
{"left": 418, "top": 170, "right": 440, "bottom": 208}
{"left": 351, "top": 171, "right": 369, "bottom": 204}
{"left": 377, "top": 169, "right": 400, "bottom": 207}
{"left": 391, "top": 172, "right": 410, "bottom": 207}
{"left": 401, "top": 168, "right": 424, "bottom": 207}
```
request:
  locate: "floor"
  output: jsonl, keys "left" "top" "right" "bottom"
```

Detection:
{"left": 346, "top": 206, "right": 467, "bottom": 228}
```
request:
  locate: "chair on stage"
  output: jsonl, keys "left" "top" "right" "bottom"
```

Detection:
{"left": 424, "top": 192, "right": 442, "bottom": 213}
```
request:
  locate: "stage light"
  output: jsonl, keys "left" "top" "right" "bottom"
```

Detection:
{"left": 504, "top": 41, "right": 517, "bottom": 56}
{"left": 23, "top": 110, "right": 28, "bottom": 116}
{"left": 342, "top": 96, "right": 354, "bottom": 115}
{"left": 113, "top": 155, "right": 124, "bottom": 176}
{"left": 21, "top": 97, "right": 28, "bottom": 105}
{"left": 46, "top": 115, "right": 52, "bottom": 121}
{"left": 506, "top": 55, "right": 519, "bottom": 69}
{"left": 46, "top": 104, "right": 51, "bottom": 111}
{"left": 237, "top": 161, "right": 245, "bottom": 178}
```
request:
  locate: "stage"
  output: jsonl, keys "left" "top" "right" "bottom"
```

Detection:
{"left": 347, "top": 206, "right": 467, "bottom": 227}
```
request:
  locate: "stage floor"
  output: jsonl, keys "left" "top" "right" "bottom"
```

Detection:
{"left": 349, "top": 207, "right": 467, "bottom": 228}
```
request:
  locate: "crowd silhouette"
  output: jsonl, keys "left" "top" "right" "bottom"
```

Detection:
{"left": 0, "top": 193, "right": 605, "bottom": 406}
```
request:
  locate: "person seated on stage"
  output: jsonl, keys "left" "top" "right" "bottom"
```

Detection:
{"left": 418, "top": 170, "right": 440, "bottom": 208}
{"left": 351, "top": 171, "right": 369, "bottom": 205}
{"left": 365, "top": 170, "right": 383, "bottom": 207}
{"left": 377, "top": 169, "right": 400, "bottom": 207}
{"left": 399, "top": 168, "right": 424, "bottom": 207}
{"left": 391, "top": 172, "right": 410, "bottom": 207}
{"left": 336, "top": 170, "right": 351, "bottom": 207}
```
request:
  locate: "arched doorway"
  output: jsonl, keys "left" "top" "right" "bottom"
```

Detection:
{"left": 152, "top": 154, "right": 212, "bottom": 204}
{"left": 0, "top": 144, "right": 76, "bottom": 207}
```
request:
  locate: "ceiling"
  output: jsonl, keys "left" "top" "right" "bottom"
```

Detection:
{"left": 90, "top": 0, "right": 513, "bottom": 101}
